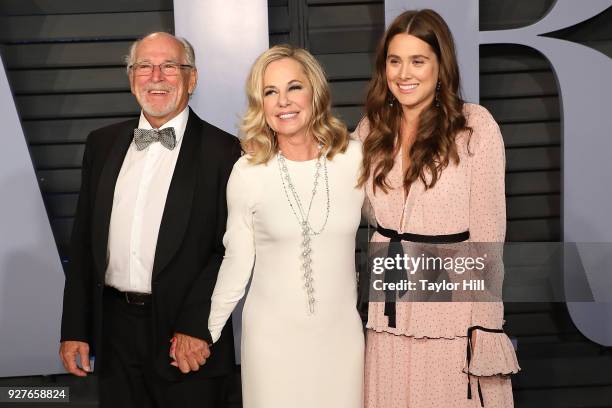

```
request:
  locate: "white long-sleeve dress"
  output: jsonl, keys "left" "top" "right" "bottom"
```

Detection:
{"left": 208, "top": 140, "right": 365, "bottom": 408}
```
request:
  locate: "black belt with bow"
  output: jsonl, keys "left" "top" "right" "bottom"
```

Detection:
{"left": 375, "top": 226, "right": 470, "bottom": 327}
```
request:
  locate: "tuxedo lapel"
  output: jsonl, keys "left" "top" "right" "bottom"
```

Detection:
{"left": 152, "top": 110, "right": 201, "bottom": 278}
{"left": 92, "top": 122, "right": 136, "bottom": 279}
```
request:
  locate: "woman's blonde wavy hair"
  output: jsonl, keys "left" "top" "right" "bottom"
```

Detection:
{"left": 241, "top": 44, "right": 349, "bottom": 164}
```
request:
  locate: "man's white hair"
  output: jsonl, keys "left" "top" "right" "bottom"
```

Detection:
{"left": 124, "top": 32, "right": 196, "bottom": 74}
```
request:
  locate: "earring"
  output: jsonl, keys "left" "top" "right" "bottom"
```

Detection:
{"left": 435, "top": 81, "right": 441, "bottom": 107}
{"left": 388, "top": 94, "right": 395, "bottom": 107}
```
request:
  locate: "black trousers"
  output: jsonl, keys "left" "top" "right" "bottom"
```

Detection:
{"left": 98, "top": 288, "right": 230, "bottom": 408}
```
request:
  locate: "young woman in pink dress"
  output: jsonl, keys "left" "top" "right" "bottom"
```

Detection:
{"left": 353, "top": 9, "right": 520, "bottom": 407}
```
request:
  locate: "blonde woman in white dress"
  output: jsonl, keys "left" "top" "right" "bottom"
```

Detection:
{"left": 206, "top": 45, "right": 364, "bottom": 408}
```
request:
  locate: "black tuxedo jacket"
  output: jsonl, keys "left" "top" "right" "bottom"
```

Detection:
{"left": 60, "top": 109, "right": 241, "bottom": 380}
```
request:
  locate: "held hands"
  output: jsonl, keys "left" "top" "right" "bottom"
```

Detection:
{"left": 169, "top": 332, "right": 211, "bottom": 374}
{"left": 59, "top": 341, "right": 91, "bottom": 377}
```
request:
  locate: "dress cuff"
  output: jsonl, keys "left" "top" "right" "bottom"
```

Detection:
{"left": 463, "top": 326, "right": 521, "bottom": 376}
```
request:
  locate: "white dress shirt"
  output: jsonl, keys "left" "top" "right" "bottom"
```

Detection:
{"left": 105, "top": 106, "right": 190, "bottom": 293}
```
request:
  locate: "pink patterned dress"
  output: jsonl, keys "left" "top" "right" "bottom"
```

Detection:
{"left": 353, "top": 103, "right": 520, "bottom": 408}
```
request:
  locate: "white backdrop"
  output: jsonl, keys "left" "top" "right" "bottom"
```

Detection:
{"left": 0, "top": 57, "right": 65, "bottom": 376}
{"left": 174, "top": 0, "right": 269, "bottom": 362}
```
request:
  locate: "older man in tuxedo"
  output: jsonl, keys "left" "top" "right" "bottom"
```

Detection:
{"left": 59, "top": 32, "right": 240, "bottom": 407}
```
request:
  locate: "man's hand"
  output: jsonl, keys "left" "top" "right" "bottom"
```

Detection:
{"left": 59, "top": 341, "right": 91, "bottom": 377}
{"left": 170, "top": 332, "right": 210, "bottom": 374}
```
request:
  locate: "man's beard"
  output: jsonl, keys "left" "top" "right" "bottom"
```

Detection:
{"left": 142, "top": 102, "right": 176, "bottom": 118}
{"left": 138, "top": 85, "right": 177, "bottom": 118}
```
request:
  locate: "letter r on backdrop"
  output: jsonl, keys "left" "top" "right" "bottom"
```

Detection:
{"left": 387, "top": 0, "right": 612, "bottom": 345}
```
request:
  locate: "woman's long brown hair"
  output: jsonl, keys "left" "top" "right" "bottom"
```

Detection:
{"left": 359, "top": 9, "right": 472, "bottom": 193}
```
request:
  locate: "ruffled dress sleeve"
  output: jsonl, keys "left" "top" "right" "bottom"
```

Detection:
{"left": 465, "top": 105, "right": 520, "bottom": 378}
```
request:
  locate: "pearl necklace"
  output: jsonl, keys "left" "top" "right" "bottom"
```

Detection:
{"left": 277, "top": 147, "right": 330, "bottom": 314}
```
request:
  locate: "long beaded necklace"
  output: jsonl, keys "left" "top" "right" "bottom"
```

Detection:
{"left": 277, "top": 146, "right": 330, "bottom": 314}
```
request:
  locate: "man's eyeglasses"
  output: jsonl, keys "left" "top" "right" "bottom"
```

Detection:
{"left": 129, "top": 62, "right": 193, "bottom": 77}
